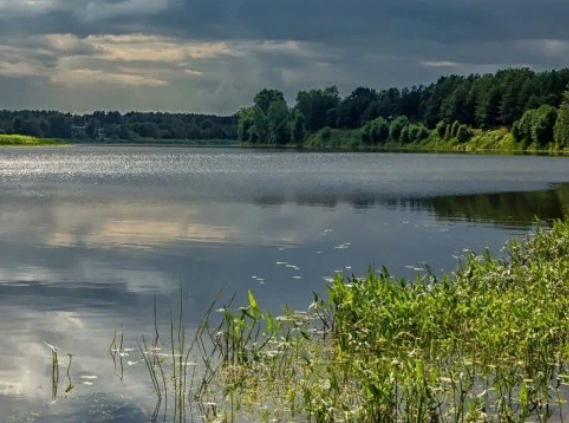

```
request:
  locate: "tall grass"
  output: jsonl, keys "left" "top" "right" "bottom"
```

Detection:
{"left": 0, "top": 134, "right": 62, "bottom": 146}
{"left": 134, "top": 220, "right": 569, "bottom": 423}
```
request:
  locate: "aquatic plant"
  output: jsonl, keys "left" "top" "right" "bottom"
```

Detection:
{"left": 135, "top": 220, "right": 569, "bottom": 423}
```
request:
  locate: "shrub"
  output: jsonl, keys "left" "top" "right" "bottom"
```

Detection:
{"left": 361, "top": 122, "right": 372, "bottom": 144}
{"left": 415, "top": 124, "right": 430, "bottom": 141}
{"left": 532, "top": 105, "right": 557, "bottom": 147}
{"left": 450, "top": 120, "right": 461, "bottom": 138}
{"left": 456, "top": 124, "right": 472, "bottom": 143}
{"left": 389, "top": 116, "right": 409, "bottom": 141}
{"left": 369, "top": 117, "right": 389, "bottom": 144}
{"left": 517, "top": 109, "right": 537, "bottom": 143}
{"left": 435, "top": 120, "right": 447, "bottom": 138}
{"left": 321, "top": 126, "right": 332, "bottom": 141}
{"left": 407, "top": 124, "right": 420, "bottom": 142}
{"left": 554, "top": 97, "right": 569, "bottom": 149}
{"left": 399, "top": 126, "right": 411, "bottom": 144}
{"left": 512, "top": 120, "right": 522, "bottom": 141}
{"left": 290, "top": 110, "right": 307, "bottom": 145}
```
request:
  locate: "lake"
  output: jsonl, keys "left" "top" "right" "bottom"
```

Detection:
{"left": 1, "top": 147, "right": 569, "bottom": 422}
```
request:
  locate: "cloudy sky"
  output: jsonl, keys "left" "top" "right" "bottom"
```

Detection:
{"left": 0, "top": 0, "right": 568, "bottom": 114}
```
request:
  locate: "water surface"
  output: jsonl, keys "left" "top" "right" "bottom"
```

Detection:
{"left": 1, "top": 147, "right": 569, "bottom": 422}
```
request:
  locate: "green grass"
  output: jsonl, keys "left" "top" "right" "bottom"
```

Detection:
{"left": 130, "top": 220, "right": 569, "bottom": 423}
{"left": 0, "top": 134, "right": 64, "bottom": 146}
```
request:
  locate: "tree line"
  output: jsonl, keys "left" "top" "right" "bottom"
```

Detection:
{"left": 0, "top": 110, "right": 237, "bottom": 141}
{"left": 238, "top": 68, "right": 569, "bottom": 148}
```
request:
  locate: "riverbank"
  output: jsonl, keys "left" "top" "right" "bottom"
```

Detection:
{"left": 0, "top": 134, "right": 238, "bottom": 147}
{"left": 4, "top": 131, "right": 564, "bottom": 154}
{"left": 136, "top": 219, "right": 569, "bottom": 423}
{"left": 69, "top": 137, "right": 238, "bottom": 146}
{"left": 301, "top": 127, "right": 569, "bottom": 154}
{"left": 0, "top": 134, "right": 65, "bottom": 146}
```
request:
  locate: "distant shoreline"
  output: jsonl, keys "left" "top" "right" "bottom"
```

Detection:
{"left": 3, "top": 134, "right": 569, "bottom": 157}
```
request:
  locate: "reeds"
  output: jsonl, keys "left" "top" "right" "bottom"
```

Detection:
{"left": 133, "top": 220, "right": 569, "bottom": 423}
{"left": 44, "top": 342, "right": 74, "bottom": 402}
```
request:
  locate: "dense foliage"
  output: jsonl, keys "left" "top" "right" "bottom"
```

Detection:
{"left": 239, "top": 68, "right": 569, "bottom": 151}
{"left": 0, "top": 110, "right": 237, "bottom": 141}
{"left": 5, "top": 67, "right": 569, "bottom": 149}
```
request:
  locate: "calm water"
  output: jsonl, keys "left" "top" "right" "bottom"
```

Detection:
{"left": 2, "top": 147, "right": 569, "bottom": 422}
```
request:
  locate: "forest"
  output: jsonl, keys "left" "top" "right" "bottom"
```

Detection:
{"left": 0, "top": 110, "right": 237, "bottom": 141}
{"left": 238, "top": 68, "right": 569, "bottom": 151}
{"left": 4, "top": 67, "right": 569, "bottom": 149}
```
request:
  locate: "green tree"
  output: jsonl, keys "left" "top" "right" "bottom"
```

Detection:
{"left": 554, "top": 92, "right": 569, "bottom": 148}
{"left": 238, "top": 108, "right": 255, "bottom": 143}
{"left": 525, "top": 94, "right": 543, "bottom": 111}
{"left": 389, "top": 116, "right": 410, "bottom": 141}
{"left": 249, "top": 106, "right": 269, "bottom": 144}
{"left": 106, "top": 111, "right": 123, "bottom": 125}
{"left": 399, "top": 86, "right": 423, "bottom": 121}
{"left": 48, "top": 114, "right": 72, "bottom": 138}
{"left": 515, "top": 109, "right": 537, "bottom": 144}
{"left": 295, "top": 87, "right": 340, "bottom": 131}
{"left": 512, "top": 121, "right": 523, "bottom": 141}
{"left": 362, "top": 101, "right": 381, "bottom": 123}
{"left": 443, "top": 84, "right": 470, "bottom": 123}
{"left": 267, "top": 99, "right": 290, "bottom": 145}
{"left": 475, "top": 86, "right": 502, "bottom": 129}
{"left": 254, "top": 89, "right": 286, "bottom": 114}
{"left": 499, "top": 68, "right": 535, "bottom": 125}
{"left": 133, "top": 121, "right": 160, "bottom": 138}
{"left": 337, "top": 87, "right": 379, "bottom": 129}
{"left": 12, "top": 115, "right": 41, "bottom": 137}
{"left": 86, "top": 119, "right": 100, "bottom": 139}
{"left": 531, "top": 105, "right": 557, "bottom": 147}
{"left": 290, "top": 110, "right": 307, "bottom": 145}
{"left": 39, "top": 118, "right": 51, "bottom": 137}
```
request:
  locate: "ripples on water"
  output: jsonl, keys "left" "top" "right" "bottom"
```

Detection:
{"left": 1, "top": 147, "right": 569, "bottom": 422}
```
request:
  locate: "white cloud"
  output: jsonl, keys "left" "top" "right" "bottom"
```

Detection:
{"left": 421, "top": 60, "right": 459, "bottom": 68}
{"left": 85, "top": 34, "right": 234, "bottom": 62}
{"left": 0, "top": 60, "right": 42, "bottom": 77}
{"left": 44, "top": 33, "right": 88, "bottom": 52}
{"left": 185, "top": 69, "right": 205, "bottom": 76}
{"left": 50, "top": 68, "right": 168, "bottom": 86}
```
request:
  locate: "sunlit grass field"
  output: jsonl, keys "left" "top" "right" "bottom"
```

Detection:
{"left": 0, "top": 134, "right": 63, "bottom": 146}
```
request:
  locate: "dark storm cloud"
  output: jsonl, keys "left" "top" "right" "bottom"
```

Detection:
{"left": 20, "top": 0, "right": 563, "bottom": 44}
{"left": 0, "top": 0, "right": 568, "bottom": 113}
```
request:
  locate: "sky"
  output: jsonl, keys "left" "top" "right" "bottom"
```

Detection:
{"left": 0, "top": 0, "right": 568, "bottom": 115}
